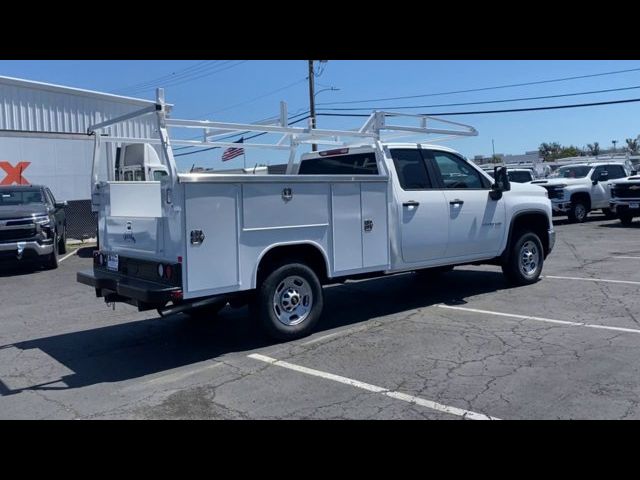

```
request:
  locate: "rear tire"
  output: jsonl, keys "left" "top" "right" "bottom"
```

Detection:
{"left": 255, "top": 262, "right": 323, "bottom": 341}
{"left": 568, "top": 200, "right": 588, "bottom": 223}
{"left": 501, "top": 231, "right": 544, "bottom": 286}
{"left": 620, "top": 213, "right": 634, "bottom": 226}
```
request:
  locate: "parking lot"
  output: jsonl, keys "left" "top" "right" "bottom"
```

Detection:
{"left": 0, "top": 214, "right": 639, "bottom": 419}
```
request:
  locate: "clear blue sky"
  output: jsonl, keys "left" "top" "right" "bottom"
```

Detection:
{"left": 2, "top": 60, "right": 640, "bottom": 171}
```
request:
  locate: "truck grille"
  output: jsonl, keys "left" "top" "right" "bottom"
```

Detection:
{"left": 542, "top": 186, "right": 564, "bottom": 199}
{"left": 612, "top": 184, "right": 640, "bottom": 199}
{"left": 0, "top": 226, "right": 37, "bottom": 242}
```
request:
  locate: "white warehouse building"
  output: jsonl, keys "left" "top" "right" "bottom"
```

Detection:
{"left": 0, "top": 75, "right": 164, "bottom": 239}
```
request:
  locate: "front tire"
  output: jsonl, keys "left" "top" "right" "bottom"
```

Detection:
{"left": 568, "top": 200, "right": 588, "bottom": 223}
{"left": 255, "top": 263, "right": 323, "bottom": 341}
{"left": 44, "top": 230, "right": 59, "bottom": 270}
{"left": 58, "top": 225, "right": 67, "bottom": 254}
{"left": 502, "top": 231, "right": 544, "bottom": 286}
{"left": 620, "top": 213, "right": 634, "bottom": 226}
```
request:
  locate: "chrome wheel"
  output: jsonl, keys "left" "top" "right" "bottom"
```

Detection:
{"left": 574, "top": 203, "right": 586, "bottom": 221}
{"left": 272, "top": 275, "right": 313, "bottom": 326}
{"left": 520, "top": 240, "right": 540, "bottom": 278}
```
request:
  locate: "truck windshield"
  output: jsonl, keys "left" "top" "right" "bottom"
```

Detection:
{"left": 0, "top": 189, "right": 44, "bottom": 205}
{"left": 508, "top": 171, "right": 533, "bottom": 183}
{"left": 549, "top": 166, "right": 591, "bottom": 179}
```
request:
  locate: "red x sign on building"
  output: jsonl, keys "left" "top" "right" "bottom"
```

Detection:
{"left": 0, "top": 161, "right": 31, "bottom": 185}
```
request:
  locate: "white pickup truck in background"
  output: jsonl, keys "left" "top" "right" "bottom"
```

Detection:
{"left": 78, "top": 91, "right": 555, "bottom": 341}
{"left": 530, "top": 162, "right": 630, "bottom": 223}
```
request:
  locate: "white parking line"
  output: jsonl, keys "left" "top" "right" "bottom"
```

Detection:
{"left": 543, "top": 275, "right": 640, "bottom": 286}
{"left": 248, "top": 353, "right": 499, "bottom": 420}
{"left": 58, "top": 249, "right": 78, "bottom": 263}
{"left": 436, "top": 304, "right": 640, "bottom": 335}
{"left": 615, "top": 256, "right": 640, "bottom": 260}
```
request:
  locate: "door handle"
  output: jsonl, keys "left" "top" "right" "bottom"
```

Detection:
{"left": 449, "top": 199, "right": 464, "bottom": 206}
{"left": 403, "top": 200, "right": 420, "bottom": 207}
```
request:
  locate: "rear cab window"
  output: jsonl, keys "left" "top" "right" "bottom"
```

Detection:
{"left": 298, "top": 151, "right": 379, "bottom": 175}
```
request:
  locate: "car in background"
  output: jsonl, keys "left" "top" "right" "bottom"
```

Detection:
{"left": 486, "top": 168, "right": 535, "bottom": 183}
{"left": 530, "top": 162, "right": 629, "bottom": 223}
{"left": 0, "top": 185, "right": 67, "bottom": 269}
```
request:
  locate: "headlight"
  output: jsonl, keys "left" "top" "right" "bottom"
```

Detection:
{"left": 33, "top": 215, "right": 51, "bottom": 226}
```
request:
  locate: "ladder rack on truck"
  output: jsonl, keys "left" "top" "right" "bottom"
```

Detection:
{"left": 78, "top": 88, "right": 554, "bottom": 341}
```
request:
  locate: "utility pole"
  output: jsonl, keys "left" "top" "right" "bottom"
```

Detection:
{"left": 491, "top": 139, "right": 496, "bottom": 163}
{"left": 612, "top": 139, "right": 618, "bottom": 154}
{"left": 308, "top": 60, "right": 317, "bottom": 151}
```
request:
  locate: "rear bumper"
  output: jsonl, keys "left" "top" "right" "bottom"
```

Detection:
{"left": 0, "top": 240, "right": 53, "bottom": 258}
{"left": 77, "top": 269, "right": 182, "bottom": 307}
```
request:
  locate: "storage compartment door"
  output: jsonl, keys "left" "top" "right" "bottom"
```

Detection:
{"left": 185, "top": 183, "right": 240, "bottom": 295}
{"left": 361, "top": 183, "right": 389, "bottom": 269}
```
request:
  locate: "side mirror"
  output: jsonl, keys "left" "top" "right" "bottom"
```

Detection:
{"left": 593, "top": 171, "right": 608, "bottom": 184}
{"left": 490, "top": 166, "right": 510, "bottom": 200}
{"left": 631, "top": 170, "right": 638, "bottom": 176}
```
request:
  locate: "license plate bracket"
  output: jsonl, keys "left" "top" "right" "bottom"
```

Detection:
{"left": 107, "top": 253, "right": 119, "bottom": 272}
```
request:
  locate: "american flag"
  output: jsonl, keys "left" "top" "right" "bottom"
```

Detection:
{"left": 222, "top": 137, "right": 244, "bottom": 161}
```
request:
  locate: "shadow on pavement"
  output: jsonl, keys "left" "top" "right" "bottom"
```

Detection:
{"left": 0, "top": 268, "right": 522, "bottom": 395}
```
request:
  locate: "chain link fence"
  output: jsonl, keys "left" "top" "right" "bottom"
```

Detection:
{"left": 65, "top": 200, "right": 97, "bottom": 241}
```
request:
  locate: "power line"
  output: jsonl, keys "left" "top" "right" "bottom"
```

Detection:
{"left": 316, "top": 97, "right": 640, "bottom": 117}
{"left": 317, "top": 66, "right": 640, "bottom": 106}
{"left": 112, "top": 61, "right": 219, "bottom": 94}
{"left": 189, "top": 78, "right": 308, "bottom": 119}
{"left": 317, "top": 84, "right": 640, "bottom": 111}
{"left": 121, "top": 61, "right": 247, "bottom": 96}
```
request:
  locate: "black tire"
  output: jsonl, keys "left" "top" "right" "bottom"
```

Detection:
{"left": 501, "top": 231, "right": 544, "bottom": 286}
{"left": 602, "top": 208, "right": 616, "bottom": 219}
{"left": 58, "top": 225, "right": 67, "bottom": 254}
{"left": 254, "top": 262, "right": 323, "bottom": 341}
{"left": 44, "top": 230, "right": 59, "bottom": 270}
{"left": 568, "top": 200, "right": 588, "bottom": 223}
{"left": 620, "top": 213, "right": 634, "bottom": 226}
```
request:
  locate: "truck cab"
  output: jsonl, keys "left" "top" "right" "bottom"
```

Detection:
{"left": 609, "top": 171, "right": 640, "bottom": 225}
{"left": 531, "top": 162, "right": 629, "bottom": 222}
{"left": 117, "top": 143, "right": 168, "bottom": 182}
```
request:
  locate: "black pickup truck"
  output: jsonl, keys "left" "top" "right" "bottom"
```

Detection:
{"left": 0, "top": 185, "right": 67, "bottom": 269}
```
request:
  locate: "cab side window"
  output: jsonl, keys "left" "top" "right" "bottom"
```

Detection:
{"left": 428, "top": 151, "right": 489, "bottom": 189}
{"left": 389, "top": 149, "right": 433, "bottom": 190}
{"left": 605, "top": 165, "right": 626, "bottom": 180}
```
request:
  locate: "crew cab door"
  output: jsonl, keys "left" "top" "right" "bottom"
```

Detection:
{"left": 424, "top": 150, "right": 506, "bottom": 259}
{"left": 390, "top": 148, "right": 449, "bottom": 262}
{"left": 590, "top": 166, "right": 610, "bottom": 208}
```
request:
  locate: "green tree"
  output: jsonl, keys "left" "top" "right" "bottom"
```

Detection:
{"left": 586, "top": 142, "right": 600, "bottom": 156}
{"left": 538, "top": 142, "right": 562, "bottom": 162}
{"left": 626, "top": 138, "right": 639, "bottom": 154}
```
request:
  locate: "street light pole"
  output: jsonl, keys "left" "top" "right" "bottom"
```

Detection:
{"left": 308, "top": 60, "right": 317, "bottom": 151}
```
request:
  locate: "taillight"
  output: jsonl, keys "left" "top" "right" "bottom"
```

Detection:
{"left": 319, "top": 148, "right": 349, "bottom": 157}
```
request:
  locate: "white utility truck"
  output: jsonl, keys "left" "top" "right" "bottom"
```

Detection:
{"left": 78, "top": 90, "right": 555, "bottom": 340}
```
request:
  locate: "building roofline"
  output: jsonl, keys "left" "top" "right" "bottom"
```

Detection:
{"left": 0, "top": 75, "right": 173, "bottom": 108}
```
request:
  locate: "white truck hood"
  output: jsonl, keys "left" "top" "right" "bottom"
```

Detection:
{"left": 530, "top": 178, "right": 587, "bottom": 187}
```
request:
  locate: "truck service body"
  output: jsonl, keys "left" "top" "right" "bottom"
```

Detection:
{"left": 78, "top": 91, "right": 555, "bottom": 340}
